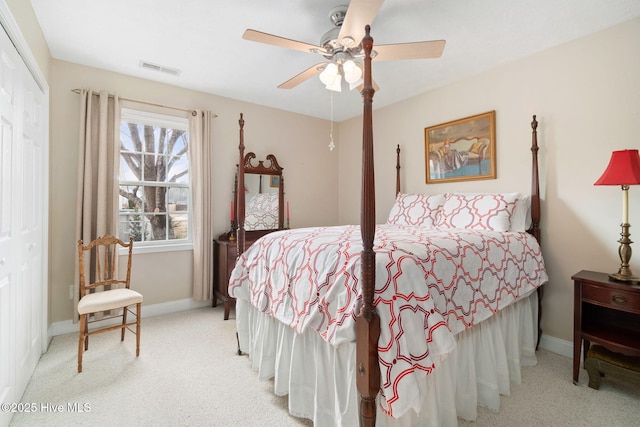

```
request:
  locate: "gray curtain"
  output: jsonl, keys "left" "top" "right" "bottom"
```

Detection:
{"left": 73, "top": 89, "right": 120, "bottom": 321}
{"left": 189, "top": 110, "right": 215, "bottom": 301}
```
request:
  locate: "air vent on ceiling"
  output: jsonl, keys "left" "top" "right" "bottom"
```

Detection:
{"left": 139, "top": 61, "right": 181, "bottom": 76}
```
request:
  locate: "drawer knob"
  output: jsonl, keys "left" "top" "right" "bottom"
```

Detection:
{"left": 611, "top": 294, "right": 628, "bottom": 305}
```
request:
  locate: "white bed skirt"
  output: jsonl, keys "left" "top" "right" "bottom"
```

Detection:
{"left": 235, "top": 291, "right": 538, "bottom": 427}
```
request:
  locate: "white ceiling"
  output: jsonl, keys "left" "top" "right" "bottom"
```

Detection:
{"left": 31, "top": 0, "right": 640, "bottom": 121}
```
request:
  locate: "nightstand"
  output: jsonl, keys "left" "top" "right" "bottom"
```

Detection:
{"left": 572, "top": 270, "right": 640, "bottom": 384}
{"left": 212, "top": 236, "right": 238, "bottom": 320}
{"left": 212, "top": 232, "right": 264, "bottom": 320}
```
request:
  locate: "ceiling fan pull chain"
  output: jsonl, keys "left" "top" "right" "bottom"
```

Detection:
{"left": 328, "top": 91, "right": 335, "bottom": 151}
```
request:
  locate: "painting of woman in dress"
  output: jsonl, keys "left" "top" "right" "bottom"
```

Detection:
{"left": 425, "top": 111, "right": 496, "bottom": 183}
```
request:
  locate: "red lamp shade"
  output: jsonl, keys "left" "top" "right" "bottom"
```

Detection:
{"left": 594, "top": 149, "right": 640, "bottom": 186}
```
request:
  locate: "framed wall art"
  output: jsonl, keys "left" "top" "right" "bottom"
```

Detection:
{"left": 424, "top": 110, "right": 496, "bottom": 183}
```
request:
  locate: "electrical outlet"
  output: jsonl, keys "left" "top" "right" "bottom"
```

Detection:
{"left": 69, "top": 284, "right": 73, "bottom": 299}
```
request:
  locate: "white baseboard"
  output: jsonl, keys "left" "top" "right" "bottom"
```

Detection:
{"left": 538, "top": 333, "right": 572, "bottom": 358}
{"left": 48, "top": 298, "right": 212, "bottom": 339}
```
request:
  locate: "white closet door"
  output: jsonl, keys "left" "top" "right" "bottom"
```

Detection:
{"left": 15, "top": 58, "right": 45, "bottom": 394}
{"left": 0, "top": 18, "right": 46, "bottom": 427}
{"left": 0, "top": 22, "right": 21, "bottom": 422}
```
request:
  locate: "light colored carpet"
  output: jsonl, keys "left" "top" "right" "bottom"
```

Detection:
{"left": 9, "top": 306, "right": 640, "bottom": 426}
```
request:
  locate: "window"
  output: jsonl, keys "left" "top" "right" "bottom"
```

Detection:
{"left": 119, "top": 108, "right": 191, "bottom": 249}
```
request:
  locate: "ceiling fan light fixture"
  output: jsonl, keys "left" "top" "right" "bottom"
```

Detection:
{"left": 320, "top": 63, "right": 342, "bottom": 91}
{"left": 342, "top": 59, "right": 362, "bottom": 83}
{"left": 319, "top": 63, "right": 339, "bottom": 85}
{"left": 244, "top": 1, "right": 446, "bottom": 92}
{"left": 348, "top": 77, "right": 363, "bottom": 91}
{"left": 325, "top": 74, "right": 342, "bottom": 92}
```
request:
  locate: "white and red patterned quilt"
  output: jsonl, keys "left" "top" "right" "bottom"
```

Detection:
{"left": 228, "top": 224, "right": 547, "bottom": 418}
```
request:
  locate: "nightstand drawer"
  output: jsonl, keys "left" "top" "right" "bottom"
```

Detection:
{"left": 582, "top": 283, "right": 640, "bottom": 314}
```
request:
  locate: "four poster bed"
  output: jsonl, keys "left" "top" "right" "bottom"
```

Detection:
{"left": 229, "top": 26, "right": 547, "bottom": 427}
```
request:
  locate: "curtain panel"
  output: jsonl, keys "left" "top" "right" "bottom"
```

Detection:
{"left": 189, "top": 110, "right": 215, "bottom": 301}
{"left": 73, "top": 89, "right": 120, "bottom": 322}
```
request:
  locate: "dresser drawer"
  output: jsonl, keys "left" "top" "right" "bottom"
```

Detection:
{"left": 582, "top": 283, "right": 640, "bottom": 314}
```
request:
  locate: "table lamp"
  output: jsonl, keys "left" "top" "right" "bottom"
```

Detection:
{"left": 594, "top": 149, "right": 640, "bottom": 283}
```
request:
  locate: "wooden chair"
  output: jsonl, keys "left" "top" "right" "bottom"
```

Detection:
{"left": 77, "top": 235, "right": 143, "bottom": 372}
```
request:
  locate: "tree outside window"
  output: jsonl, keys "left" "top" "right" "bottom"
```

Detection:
{"left": 119, "top": 108, "right": 190, "bottom": 244}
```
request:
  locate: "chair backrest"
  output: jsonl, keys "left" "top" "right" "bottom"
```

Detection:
{"left": 78, "top": 235, "right": 133, "bottom": 298}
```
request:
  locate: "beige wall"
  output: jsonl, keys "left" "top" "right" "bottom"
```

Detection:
{"left": 338, "top": 18, "right": 640, "bottom": 344}
{"left": 49, "top": 60, "right": 338, "bottom": 323}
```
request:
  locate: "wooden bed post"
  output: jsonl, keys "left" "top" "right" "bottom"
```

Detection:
{"left": 356, "top": 25, "right": 381, "bottom": 427}
{"left": 529, "top": 114, "right": 544, "bottom": 347}
{"left": 529, "top": 115, "right": 540, "bottom": 243}
{"left": 237, "top": 113, "right": 246, "bottom": 256}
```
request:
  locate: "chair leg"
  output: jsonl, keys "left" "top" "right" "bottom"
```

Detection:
{"left": 78, "top": 315, "right": 86, "bottom": 373}
{"left": 84, "top": 319, "right": 89, "bottom": 351}
{"left": 135, "top": 303, "right": 141, "bottom": 357}
{"left": 121, "top": 306, "right": 128, "bottom": 341}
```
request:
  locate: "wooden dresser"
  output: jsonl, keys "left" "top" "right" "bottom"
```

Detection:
{"left": 572, "top": 270, "right": 640, "bottom": 384}
{"left": 212, "top": 232, "right": 264, "bottom": 320}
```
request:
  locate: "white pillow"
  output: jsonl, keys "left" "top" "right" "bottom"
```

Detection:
{"left": 437, "top": 192, "right": 520, "bottom": 232}
{"left": 386, "top": 193, "right": 445, "bottom": 228}
{"left": 509, "top": 195, "right": 531, "bottom": 232}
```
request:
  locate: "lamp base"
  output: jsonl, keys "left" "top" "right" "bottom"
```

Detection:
{"left": 610, "top": 222, "right": 638, "bottom": 284}
{"left": 608, "top": 272, "right": 639, "bottom": 284}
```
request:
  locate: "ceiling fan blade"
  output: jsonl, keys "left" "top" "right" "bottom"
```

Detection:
{"left": 373, "top": 40, "right": 446, "bottom": 61}
{"left": 338, "top": 0, "right": 385, "bottom": 47}
{"left": 278, "top": 63, "right": 326, "bottom": 89}
{"left": 243, "top": 29, "right": 324, "bottom": 54}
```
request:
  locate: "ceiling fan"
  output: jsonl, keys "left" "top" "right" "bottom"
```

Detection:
{"left": 242, "top": 0, "right": 445, "bottom": 92}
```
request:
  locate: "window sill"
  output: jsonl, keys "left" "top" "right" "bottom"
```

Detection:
{"left": 119, "top": 242, "right": 193, "bottom": 255}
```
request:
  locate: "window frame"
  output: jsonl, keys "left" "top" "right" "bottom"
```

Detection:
{"left": 118, "top": 106, "right": 193, "bottom": 254}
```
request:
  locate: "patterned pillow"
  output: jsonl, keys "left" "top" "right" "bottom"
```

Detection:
{"left": 436, "top": 192, "right": 520, "bottom": 231}
{"left": 247, "top": 193, "right": 278, "bottom": 212}
{"left": 386, "top": 193, "right": 445, "bottom": 228}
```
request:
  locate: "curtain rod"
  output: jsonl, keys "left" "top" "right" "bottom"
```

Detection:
{"left": 71, "top": 88, "right": 200, "bottom": 116}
